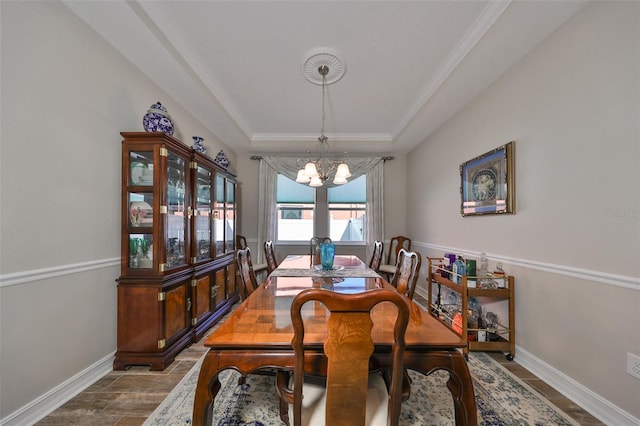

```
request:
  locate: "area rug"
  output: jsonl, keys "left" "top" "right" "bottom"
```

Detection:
{"left": 144, "top": 351, "right": 578, "bottom": 426}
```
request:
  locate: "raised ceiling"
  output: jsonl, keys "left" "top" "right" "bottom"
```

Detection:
{"left": 64, "top": 1, "right": 585, "bottom": 155}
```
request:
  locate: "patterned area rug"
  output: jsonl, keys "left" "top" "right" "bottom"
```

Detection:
{"left": 144, "top": 352, "right": 578, "bottom": 426}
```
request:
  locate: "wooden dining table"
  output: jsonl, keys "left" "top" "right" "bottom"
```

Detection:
{"left": 192, "top": 255, "right": 477, "bottom": 425}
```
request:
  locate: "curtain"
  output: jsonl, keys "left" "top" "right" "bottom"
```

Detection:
{"left": 256, "top": 160, "right": 278, "bottom": 264}
{"left": 260, "top": 156, "right": 385, "bottom": 262}
{"left": 261, "top": 156, "right": 381, "bottom": 189}
{"left": 365, "top": 159, "right": 384, "bottom": 262}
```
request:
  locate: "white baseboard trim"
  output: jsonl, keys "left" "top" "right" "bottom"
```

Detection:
{"left": 515, "top": 347, "right": 640, "bottom": 426}
{"left": 413, "top": 261, "right": 639, "bottom": 426}
{"left": 0, "top": 353, "right": 115, "bottom": 426}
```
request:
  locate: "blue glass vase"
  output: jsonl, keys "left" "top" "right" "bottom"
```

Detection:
{"left": 320, "top": 243, "right": 335, "bottom": 270}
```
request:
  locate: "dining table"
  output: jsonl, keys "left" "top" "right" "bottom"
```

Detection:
{"left": 192, "top": 254, "right": 477, "bottom": 425}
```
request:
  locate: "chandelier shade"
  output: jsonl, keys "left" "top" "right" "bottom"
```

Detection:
{"left": 296, "top": 54, "right": 350, "bottom": 187}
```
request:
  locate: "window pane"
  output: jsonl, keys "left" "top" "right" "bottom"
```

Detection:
{"left": 277, "top": 204, "right": 314, "bottom": 241}
{"left": 277, "top": 174, "right": 314, "bottom": 203}
{"left": 329, "top": 204, "right": 366, "bottom": 241}
{"left": 276, "top": 175, "right": 315, "bottom": 241}
{"left": 328, "top": 175, "right": 366, "bottom": 203}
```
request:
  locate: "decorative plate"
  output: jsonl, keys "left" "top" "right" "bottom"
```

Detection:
{"left": 130, "top": 201, "right": 153, "bottom": 227}
{"left": 130, "top": 162, "right": 151, "bottom": 185}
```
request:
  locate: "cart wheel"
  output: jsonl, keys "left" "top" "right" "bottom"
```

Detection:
{"left": 506, "top": 353, "right": 514, "bottom": 361}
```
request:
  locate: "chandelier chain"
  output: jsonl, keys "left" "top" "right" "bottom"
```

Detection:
{"left": 319, "top": 65, "right": 328, "bottom": 144}
{"left": 295, "top": 62, "right": 350, "bottom": 187}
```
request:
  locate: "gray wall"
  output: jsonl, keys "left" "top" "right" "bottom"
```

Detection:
{"left": 406, "top": 1, "right": 639, "bottom": 422}
{"left": 0, "top": 1, "right": 235, "bottom": 422}
{"left": 1, "top": 1, "right": 638, "bottom": 425}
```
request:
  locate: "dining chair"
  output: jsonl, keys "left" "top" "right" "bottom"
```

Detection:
{"left": 378, "top": 235, "right": 412, "bottom": 280}
{"left": 264, "top": 240, "right": 279, "bottom": 274}
{"left": 368, "top": 240, "right": 384, "bottom": 271}
{"left": 389, "top": 249, "right": 422, "bottom": 301}
{"left": 277, "top": 287, "right": 410, "bottom": 426}
{"left": 235, "top": 246, "right": 283, "bottom": 386}
{"left": 237, "top": 234, "right": 268, "bottom": 277}
{"left": 236, "top": 234, "right": 248, "bottom": 249}
{"left": 236, "top": 247, "right": 259, "bottom": 301}
{"left": 309, "top": 237, "right": 332, "bottom": 266}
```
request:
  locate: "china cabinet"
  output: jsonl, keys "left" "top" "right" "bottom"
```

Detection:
{"left": 426, "top": 257, "right": 515, "bottom": 360}
{"left": 115, "top": 132, "right": 239, "bottom": 370}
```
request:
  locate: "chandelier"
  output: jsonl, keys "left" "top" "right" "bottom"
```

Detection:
{"left": 296, "top": 62, "right": 351, "bottom": 187}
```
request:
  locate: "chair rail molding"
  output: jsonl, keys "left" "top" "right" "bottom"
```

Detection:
{"left": 0, "top": 258, "right": 120, "bottom": 288}
{"left": 414, "top": 242, "right": 639, "bottom": 292}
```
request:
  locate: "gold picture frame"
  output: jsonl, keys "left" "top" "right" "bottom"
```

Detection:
{"left": 460, "top": 141, "right": 515, "bottom": 216}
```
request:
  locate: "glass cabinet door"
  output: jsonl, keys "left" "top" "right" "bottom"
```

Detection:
{"left": 127, "top": 150, "right": 154, "bottom": 270}
{"left": 213, "top": 174, "right": 225, "bottom": 257}
{"left": 194, "top": 165, "right": 212, "bottom": 262}
{"left": 165, "top": 151, "right": 188, "bottom": 269}
{"left": 225, "top": 180, "right": 236, "bottom": 253}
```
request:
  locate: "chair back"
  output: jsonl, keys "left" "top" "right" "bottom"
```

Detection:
{"left": 309, "top": 237, "right": 332, "bottom": 266}
{"left": 390, "top": 249, "right": 422, "bottom": 300}
{"left": 236, "top": 234, "right": 248, "bottom": 250}
{"left": 290, "top": 288, "right": 410, "bottom": 426}
{"left": 368, "top": 240, "right": 384, "bottom": 271}
{"left": 264, "top": 240, "right": 278, "bottom": 274}
{"left": 236, "top": 247, "right": 258, "bottom": 300}
{"left": 385, "top": 235, "right": 411, "bottom": 266}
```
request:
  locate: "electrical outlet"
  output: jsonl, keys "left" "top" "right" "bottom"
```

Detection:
{"left": 627, "top": 352, "right": 640, "bottom": 379}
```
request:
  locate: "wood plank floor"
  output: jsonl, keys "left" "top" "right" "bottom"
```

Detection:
{"left": 37, "top": 298, "right": 604, "bottom": 426}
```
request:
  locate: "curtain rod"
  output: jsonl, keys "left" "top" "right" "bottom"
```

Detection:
{"left": 250, "top": 155, "right": 394, "bottom": 161}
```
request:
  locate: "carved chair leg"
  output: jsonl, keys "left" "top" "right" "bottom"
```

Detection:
{"left": 383, "top": 368, "right": 412, "bottom": 403}
{"left": 276, "top": 370, "right": 292, "bottom": 425}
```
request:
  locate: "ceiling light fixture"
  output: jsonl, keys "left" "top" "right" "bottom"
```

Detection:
{"left": 296, "top": 53, "right": 350, "bottom": 187}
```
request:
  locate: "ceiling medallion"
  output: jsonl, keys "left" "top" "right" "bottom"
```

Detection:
{"left": 301, "top": 48, "right": 347, "bottom": 85}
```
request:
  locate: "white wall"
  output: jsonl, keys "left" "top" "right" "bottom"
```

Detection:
{"left": 0, "top": 1, "right": 236, "bottom": 422}
{"left": 407, "top": 1, "right": 639, "bottom": 423}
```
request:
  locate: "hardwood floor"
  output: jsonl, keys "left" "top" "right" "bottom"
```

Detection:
{"left": 37, "top": 298, "right": 604, "bottom": 426}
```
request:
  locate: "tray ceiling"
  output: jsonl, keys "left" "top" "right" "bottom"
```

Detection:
{"left": 64, "top": 1, "right": 585, "bottom": 154}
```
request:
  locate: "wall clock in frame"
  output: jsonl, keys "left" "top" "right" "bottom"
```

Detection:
{"left": 460, "top": 141, "right": 515, "bottom": 216}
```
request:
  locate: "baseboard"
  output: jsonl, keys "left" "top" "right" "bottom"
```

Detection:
{"left": 515, "top": 347, "right": 640, "bottom": 426}
{"left": 414, "top": 286, "right": 639, "bottom": 425}
{"left": 1, "top": 353, "right": 115, "bottom": 426}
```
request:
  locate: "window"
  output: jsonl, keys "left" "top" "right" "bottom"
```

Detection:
{"left": 276, "top": 174, "right": 366, "bottom": 243}
{"left": 328, "top": 175, "right": 366, "bottom": 242}
{"left": 276, "top": 174, "right": 315, "bottom": 241}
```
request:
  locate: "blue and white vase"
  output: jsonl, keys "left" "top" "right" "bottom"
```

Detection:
{"left": 192, "top": 136, "right": 206, "bottom": 154}
{"left": 142, "top": 102, "right": 174, "bottom": 135}
{"left": 214, "top": 150, "right": 230, "bottom": 169}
